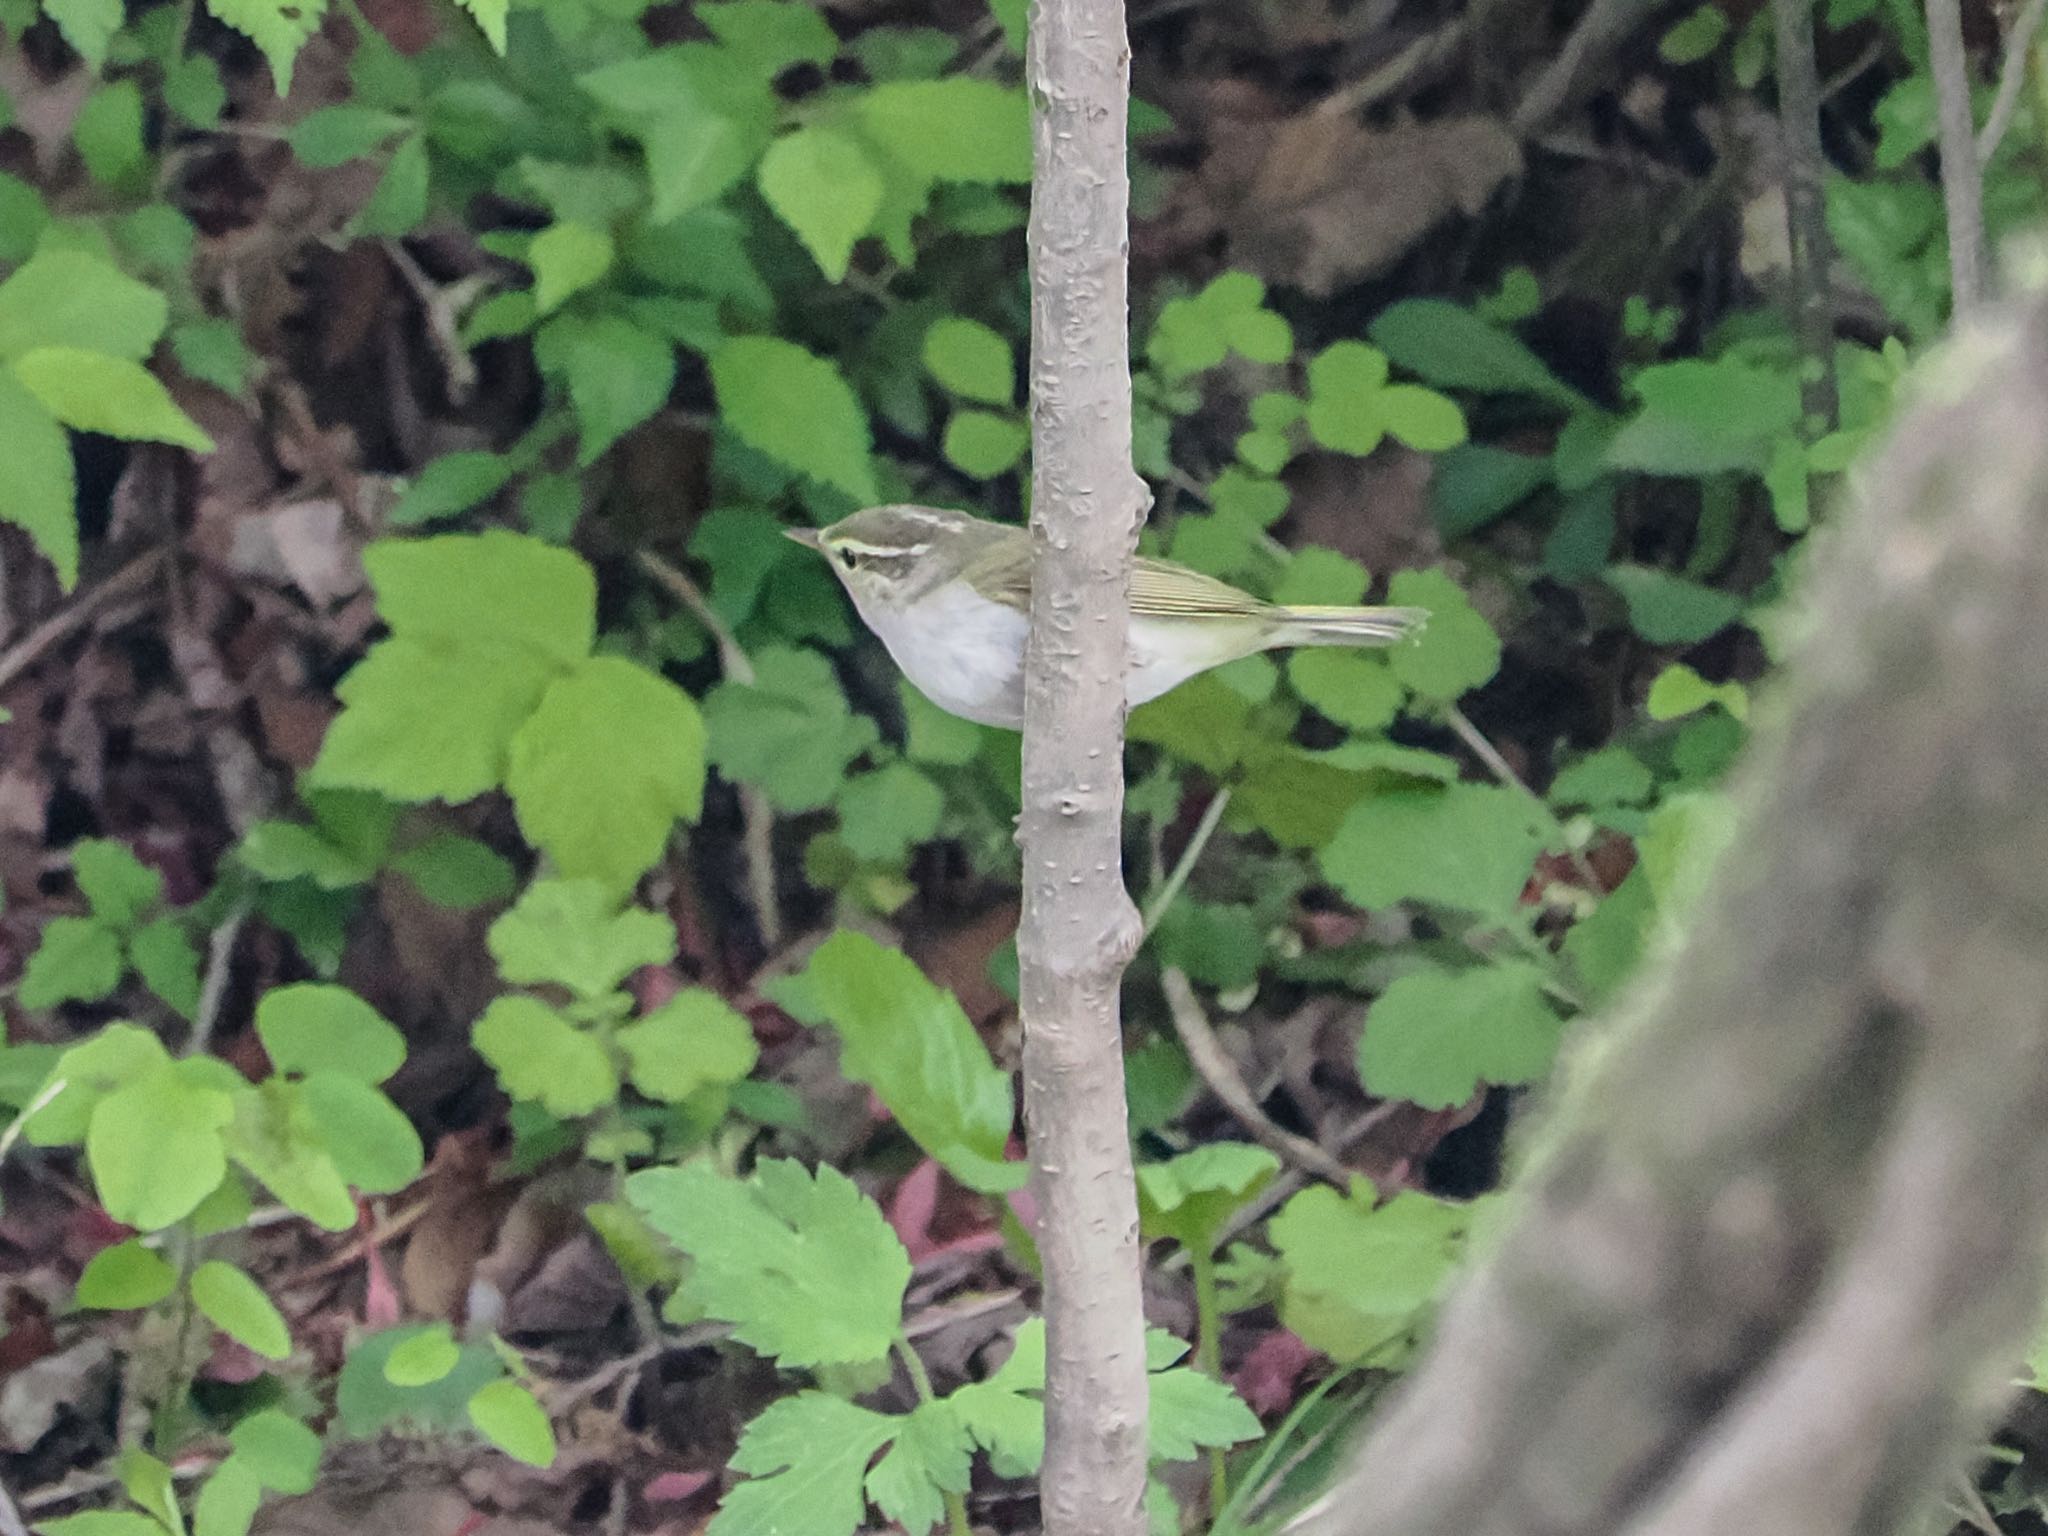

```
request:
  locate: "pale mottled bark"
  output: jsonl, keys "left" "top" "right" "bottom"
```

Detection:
{"left": 1927, "top": 0, "right": 1986, "bottom": 313}
{"left": 1018, "top": 0, "right": 1152, "bottom": 1533}
{"left": 1286, "top": 297, "right": 2048, "bottom": 1536}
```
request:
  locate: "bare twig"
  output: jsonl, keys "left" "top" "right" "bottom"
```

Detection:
{"left": 0, "top": 1076, "right": 68, "bottom": 1170}
{"left": 0, "top": 547, "right": 170, "bottom": 695}
{"left": 1928, "top": 0, "right": 1988, "bottom": 313}
{"left": 380, "top": 240, "right": 487, "bottom": 408}
{"left": 637, "top": 550, "right": 783, "bottom": 951}
{"left": 1317, "top": 17, "right": 1474, "bottom": 119}
{"left": 187, "top": 907, "right": 247, "bottom": 1059}
{"left": 1511, "top": 0, "right": 1687, "bottom": 138}
{"left": 1772, "top": 0, "right": 1841, "bottom": 424}
{"left": 1018, "top": 0, "right": 1152, "bottom": 1527}
{"left": 1160, "top": 969, "right": 1357, "bottom": 1189}
{"left": 1978, "top": 0, "right": 2048, "bottom": 162}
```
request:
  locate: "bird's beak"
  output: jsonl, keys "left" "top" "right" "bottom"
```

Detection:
{"left": 783, "top": 527, "right": 824, "bottom": 551}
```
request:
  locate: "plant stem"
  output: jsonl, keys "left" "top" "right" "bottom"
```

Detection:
{"left": 1141, "top": 785, "right": 1232, "bottom": 936}
{"left": 1190, "top": 1246, "right": 1230, "bottom": 1515}
{"left": 896, "top": 1337, "right": 973, "bottom": 1536}
{"left": 1927, "top": 0, "right": 1987, "bottom": 313}
{"left": 1443, "top": 706, "right": 1600, "bottom": 890}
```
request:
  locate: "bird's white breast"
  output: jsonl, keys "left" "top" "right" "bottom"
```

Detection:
{"left": 856, "top": 580, "right": 1032, "bottom": 728}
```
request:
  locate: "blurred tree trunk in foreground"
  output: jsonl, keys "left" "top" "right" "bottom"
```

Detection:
{"left": 1291, "top": 285, "right": 2048, "bottom": 1536}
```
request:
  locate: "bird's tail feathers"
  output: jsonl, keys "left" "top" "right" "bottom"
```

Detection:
{"left": 1274, "top": 605, "right": 1428, "bottom": 647}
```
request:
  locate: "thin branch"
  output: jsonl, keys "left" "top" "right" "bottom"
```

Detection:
{"left": 637, "top": 550, "right": 783, "bottom": 952}
{"left": 0, "top": 547, "right": 169, "bottom": 695}
{"left": 1978, "top": 0, "right": 2048, "bottom": 163}
{"left": 1928, "top": 0, "right": 1988, "bottom": 313}
{"left": 1141, "top": 787, "right": 1232, "bottom": 935}
{"left": 1160, "top": 969, "right": 1357, "bottom": 1190}
{"left": 1772, "top": 0, "right": 1841, "bottom": 424}
{"left": 1316, "top": 17, "right": 1473, "bottom": 119}
{"left": 0, "top": 1076, "right": 69, "bottom": 1170}
{"left": 1511, "top": 0, "right": 1686, "bottom": 138}
{"left": 187, "top": 907, "right": 247, "bottom": 1059}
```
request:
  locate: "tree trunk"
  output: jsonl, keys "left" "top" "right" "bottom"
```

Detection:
{"left": 1017, "top": 0, "right": 1152, "bottom": 1534}
{"left": 1287, "top": 292, "right": 2048, "bottom": 1536}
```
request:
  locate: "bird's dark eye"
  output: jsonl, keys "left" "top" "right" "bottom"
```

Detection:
{"left": 837, "top": 548, "right": 857, "bottom": 570}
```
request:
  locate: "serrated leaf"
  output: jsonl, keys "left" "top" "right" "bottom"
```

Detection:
{"left": 701, "top": 0, "right": 839, "bottom": 72}
{"left": 455, "top": 0, "right": 506, "bottom": 51}
{"left": 1137, "top": 1143, "right": 1280, "bottom": 1255}
{"left": 389, "top": 452, "right": 515, "bottom": 527}
{"left": 712, "top": 336, "right": 876, "bottom": 500}
{"left": 617, "top": 988, "right": 759, "bottom": 1103}
{"left": 506, "top": 656, "right": 707, "bottom": 893}
{"left": 549, "top": 313, "right": 675, "bottom": 464}
{"left": 257, "top": 982, "right": 405, "bottom": 1082}
{"left": 0, "top": 249, "right": 167, "bottom": 362}
{"left": 1368, "top": 298, "right": 1585, "bottom": 408}
{"left": 835, "top": 762, "right": 944, "bottom": 862}
{"left": 1288, "top": 649, "right": 1402, "bottom": 733}
{"left": 366, "top": 530, "right": 593, "bottom": 663}
{"left": 0, "top": 369, "right": 78, "bottom": 588}
{"left": 626, "top": 1158, "right": 911, "bottom": 1368}
{"left": 75, "top": 1238, "right": 178, "bottom": 1309}
{"left": 11, "top": 349, "right": 212, "bottom": 450}
{"left": 473, "top": 995, "right": 618, "bottom": 1117}
{"left": 487, "top": 879, "right": 674, "bottom": 1000}
{"left": 1358, "top": 961, "right": 1562, "bottom": 1108}
{"left": 1270, "top": 1186, "right": 1480, "bottom": 1360}
{"left": 775, "top": 931, "right": 1021, "bottom": 1190}
{"left": 759, "top": 126, "right": 882, "bottom": 282}
{"left": 702, "top": 646, "right": 881, "bottom": 812}
{"left": 710, "top": 1392, "right": 900, "bottom": 1536}
{"left": 1146, "top": 1366, "right": 1262, "bottom": 1462}
{"left": 208, "top": 0, "right": 328, "bottom": 94}
{"left": 288, "top": 104, "right": 409, "bottom": 167}
{"left": 353, "top": 132, "right": 427, "bottom": 236}
{"left": 1321, "top": 783, "right": 1549, "bottom": 918}
{"left": 865, "top": 1399, "right": 970, "bottom": 1536}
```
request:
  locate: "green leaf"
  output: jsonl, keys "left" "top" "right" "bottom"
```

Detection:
{"left": 384, "top": 1324, "right": 462, "bottom": 1386}
{"left": 900, "top": 680, "right": 985, "bottom": 765}
{"left": 208, "top": 0, "right": 328, "bottom": 94}
{"left": 1660, "top": 2, "right": 1729, "bottom": 61}
{"left": 0, "top": 370, "right": 78, "bottom": 588}
{"left": 23, "top": 1023, "right": 171, "bottom": 1145}
{"left": 943, "top": 410, "right": 1029, "bottom": 478}
{"left": 113, "top": 206, "right": 196, "bottom": 279}
{"left": 38, "top": 1513, "right": 172, "bottom": 1536}
{"left": 170, "top": 320, "right": 252, "bottom": 396}
{"left": 1270, "top": 1186, "right": 1480, "bottom": 1360}
{"left": 1605, "top": 358, "right": 1804, "bottom": 476}
{"left": 923, "top": 317, "right": 1014, "bottom": 404}
{"left": 487, "top": 879, "right": 675, "bottom": 1001}
{"left": 759, "top": 126, "right": 883, "bottom": 282}
{"left": 1303, "top": 341, "right": 1389, "bottom": 455}
{"left": 298, "top": 1073, "right": 422, "bottom": 1193}
{"left": 130, "top": 918, "right": 202, "bottom": 1018}
{"left": 1287, "top": 649, "right": 1402, "bottom": 733}
{"left": 835, "top": 763, "right": 944, "bottom": 862}
{"left": 455, "top": 0, "right": 506, "bottom": 51}
{"left": 1549, "top": 746, "right": 1653, "bottom": 810}
{"left": 19, "top": 916, "right": 126, "bottom": 1010}
{"left": 75, "top": 1238, "right": 179, "bottom": 1309}
{"left": 578, "top": 48, "right": 776, "bottom": 223}
{"left": 1384, "top": 567, "right": 1499, "bottom": 701}
{"left": 389, "top": 451, "right": 515, "bottom": 527}
{"left": 545, "top": 313, "right": 676, "bottom": 464}
{"left": 712, "top": 336, "right": 876, "bottom": 501}
{"left": 527, "top": 221, "right": 614, "bottom": 316}
{"left": 473, "top": 995, "right": 618, "bottom": 1117}
{"left": 71, "top": 838, "right": 161, "bottom": 927}
{"left": 1368, "top": 298, "right": 1586, "bottom": 408}
{"left": 257, "top": 982, "right": 405, "bottom": 1082}
{"left": 192, "top": 1460, "right": 262, "bottom": 1536}
{"left": 627, "top": 1157, "right": 911, "bottom": 1368}
{"left": 88, "top": 1065, "right": 233, "bottom": 1230}
{"left": 865, "top": 1400, "right": 971, "bottom": 1536}
{"left": 74, "top": 80, "right": 147, "bottom": 188}
{"left": 1321, "top": 783, "right": 1549, "bottom": 918}
{"left": 1375, "top": 384, "right": 1467, "bottom": 452}
{"left": 1146, "top": 1367, "right": 1262, "bottom": 1462}
{"left": 353, "top": 133, "right": 428, "bottom": 236}
{"left": 289, "top": 104, "right": 410, "bottom": 167}
{"left": 11, "top": 349, "right": 212, "bottom": 450}
{"left": 852, "top": 78, "right": 1031, "bottom": 183}
{"left": 0, "top": 249, "right": 168, "bottom": 364}
{"left": 0, "top": 175, "right": 50, "bottom": 266}
{"left": 467, "top": 1380, "right": 557, "bottom": 1466}
{"left": 42, "top": 0, "right": 123, "bottom": 70}
{"left": 770, "top": 930, "right": 1022, "bottom": 1193}
{"left": 337, "top": 1326, "right": 506, "bottom": 1435}
{"left": 221, "top": 1079, "right": 354, "bottom": 1229}
{"left": 618, "top": 988, "right": 759, "bottom": 1103}
{"left": 505, "top": 656, "right": 707, "bottom": 893}
{"left": 703, "top": 646, "right": 881, "bottom": 813}
{"left": 1137, "top": 1143, "right": 1280, "bottom": 1256}
{"left": 229, "top": 1408, "right": 321, "bottom": 1493}
{"left": 390, "top": 834, "right": 515, "bottom": 908}
{"left": 1358, "top": 961, "right": 1562, "bottom": 1108}
{"left": 364, "top": 530, "right": 595, "bottom": 665}
{"left": 701, "top": 0, "right": 839, "bottom": 72}
{"left": 1646, "top": 661, "right": 1748, "bottom": 721}
{"left": 710, "top": 1392, "right": 900, "bottom": 1536}
{"left": 1604, "top": 565, "right": 1745, "bottom": 644}
{"left": 1430, "top": 443, "right": 1550, "bottom": 539}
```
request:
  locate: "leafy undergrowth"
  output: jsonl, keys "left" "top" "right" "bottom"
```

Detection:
{"left": 3, "top": 0, "right": 2045, "bottom": 1532}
